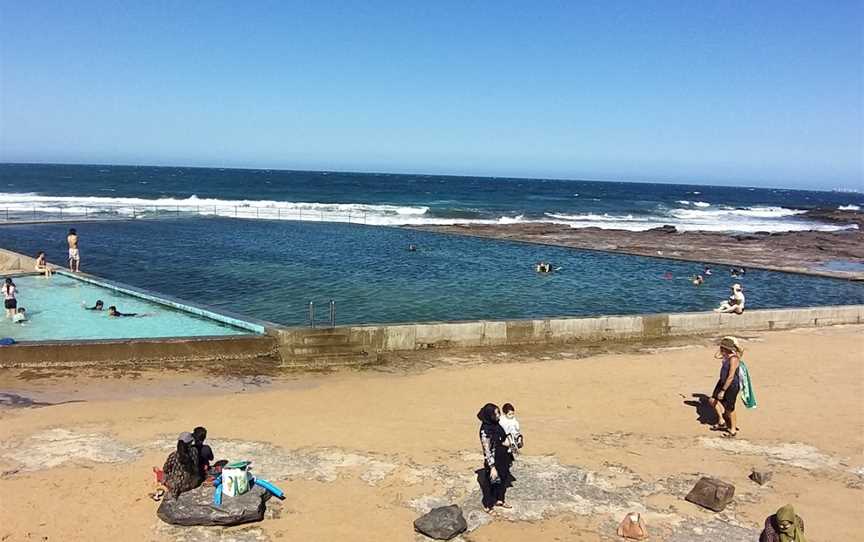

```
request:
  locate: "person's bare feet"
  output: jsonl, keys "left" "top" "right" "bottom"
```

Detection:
{"left": 495, "top": 501, "right": 512, "bottom": 509}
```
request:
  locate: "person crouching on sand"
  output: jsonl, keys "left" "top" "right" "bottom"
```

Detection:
{"left": 715, "top": 283, "right": 745, "bottom": 314}
{"left": 709, "top": 336, "right": 742, "bottom": 437}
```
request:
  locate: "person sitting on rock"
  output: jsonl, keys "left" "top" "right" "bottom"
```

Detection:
{"left": 760, "top": 504, "right": 807, "bottom": 542}
{"left": 162, "top": 432, "right": 202, "bottom": 497}
{"left": 192, "top": 426, "right": 216, "bottom": 478}
{"left": 715, "top": 284, "right": 745, "bottom": 314}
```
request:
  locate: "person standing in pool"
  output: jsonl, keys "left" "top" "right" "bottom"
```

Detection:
{"left": 67, "top": 228, "right": 80, "bottom": 272}
{"left": 3, "top": 278, "right": 18, "bottom": 319}
{"left": 708, "top": 336, "right": 742, "bottom": 437}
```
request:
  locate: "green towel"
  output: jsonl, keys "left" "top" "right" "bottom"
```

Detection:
{"left": 739, "top": 360, "right": 757, "bottom": 409}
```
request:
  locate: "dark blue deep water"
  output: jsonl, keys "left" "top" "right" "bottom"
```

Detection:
{"left": 1, "top": 163, "right": 862, "bottom": 232}
{"left": 2, "top": 218, "right": 862, "bottom": 326}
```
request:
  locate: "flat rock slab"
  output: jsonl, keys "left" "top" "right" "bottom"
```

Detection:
{"left": 414, "top": 505, "right": 468, "bottom": 540}
{"left": 157, "top": 484, "right": 270, "bottom": 527}
{"left": 685, "top": 477, "right": 735, "bottom": 512}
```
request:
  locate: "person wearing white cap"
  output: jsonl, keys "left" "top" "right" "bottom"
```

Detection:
{"left": 715, "top": 283, "right": 745, "bottom": 314}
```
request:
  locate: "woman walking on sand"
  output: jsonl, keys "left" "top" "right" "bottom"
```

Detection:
{"left": 709, "top": 336, "right": 743, "bottom": 437}
{"left": 477, "top": 403, "right": 514, "bottom": 512}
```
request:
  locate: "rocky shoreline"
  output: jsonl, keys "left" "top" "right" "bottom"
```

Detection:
{"left": 413, "top": 209, "right": 864, "bottom": 281}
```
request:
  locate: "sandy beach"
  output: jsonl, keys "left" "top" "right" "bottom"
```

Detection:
{"left": 1, "top": 324, "right": 862, "bottom": 541}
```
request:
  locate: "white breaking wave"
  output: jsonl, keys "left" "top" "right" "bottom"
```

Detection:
{"left": 676, "top": 200, "right": 711, "bottom": 207}
{"left": 839, "top": 204, "right": 860, "bottom": 211}
{"left": 0, "top": 193, "right": 857, "bottom": 233}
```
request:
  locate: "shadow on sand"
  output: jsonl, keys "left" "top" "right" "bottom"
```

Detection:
{"left": 683, "top": 393, "right": 719, "bottom": 426}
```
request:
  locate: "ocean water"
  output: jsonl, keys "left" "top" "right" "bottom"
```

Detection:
{"left": 1, "top": 163, "right": 862, "bottom": 232}
{"left": 2, "top": 219, "right": 862, "bottom": 326}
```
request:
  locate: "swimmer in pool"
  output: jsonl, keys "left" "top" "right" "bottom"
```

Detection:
{"left": 12, "top": 307, "right": 27, "bottom": 324}
{"left": 535, "top": 262, "right": 553, "bottom": 273}
{"left": 108, "top": 305, "right": 137, "bottom": 317}
{"left": 84, "top": 300, "right": 104, "bottom": 311}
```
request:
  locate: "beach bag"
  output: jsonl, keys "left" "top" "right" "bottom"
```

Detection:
{"left": 221, "top": 461, "right": 251, "bottom": 497}
{"left": 616, "top": 512, "right": 648, "bottom": 540}
{"left": 739, "top": 360, "right": 757, "bottom": 409}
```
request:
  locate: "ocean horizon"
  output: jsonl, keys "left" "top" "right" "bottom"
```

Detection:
{"left": 1, "top": 163, "right": 861, "bottom": 233}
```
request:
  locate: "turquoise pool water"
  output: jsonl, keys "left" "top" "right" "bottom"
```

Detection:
{"left": 0, "top": 274, "right": 254, "bottom": 341}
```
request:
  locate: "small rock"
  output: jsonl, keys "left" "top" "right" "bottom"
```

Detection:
{"left": 749, "top": 469, "right": 772, "bottom": 486}
{"left": 684, "top": 477, "right": 735, "bottom": 512}
{"left": 414, "top": 504, "right": 468, "bottom": 540}
{"left": 649, "top": 225, "right": 677, "bottom": 234}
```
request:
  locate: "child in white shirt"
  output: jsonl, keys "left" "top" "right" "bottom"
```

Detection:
{"left": 499, "top": 403, "right": 523, "bottom": 456}
{"left": 12, "top": 308, "right": 27, "bottom": 324}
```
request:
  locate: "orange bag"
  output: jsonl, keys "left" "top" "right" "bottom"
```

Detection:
{"left": 617, "top": 512, "right": 648, "bottom": 540}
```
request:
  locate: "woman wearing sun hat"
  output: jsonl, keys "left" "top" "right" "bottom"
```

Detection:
{"left": 709, "top": 336, "right": 742, "bottom": 437}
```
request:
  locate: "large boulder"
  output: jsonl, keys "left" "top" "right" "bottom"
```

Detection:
{"left": 685, "top": 477, "right": 735, "bottom": 512}
{"left": 157, "top": 484, "right": 270, "bottom": 527}
{"left": 414, "top": 504, "right": 468, "bottom": 540}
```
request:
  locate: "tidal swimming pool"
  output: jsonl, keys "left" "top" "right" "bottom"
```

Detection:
{"left": 0, "top": 273, "right": 255, "bottom": 341}
{"left": 2, "top": 218, "right": 863, "bottom": 327}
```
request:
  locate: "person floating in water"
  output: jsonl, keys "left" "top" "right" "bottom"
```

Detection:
{"left": 84, "top": 300, "right": 104, "bottom": 311}
{"left": 715, "top": 284, "right": 745, "bottom": 314}
{"left": 703, "top": 266, "right": 712, "bottom": 277}
{"left": 407, "top": 244, "right": 417, "bottom": 252}
{"left": 691, "top": 275, "right": 704, "bottom": 286}
{"left": 67, "top": 228, "right": 80, "bottom": 273}
{"left": 108, "top": 305, "right": 138, "bottom": 317}
{"left": 535, "top": 261, "right": 553, "bottom": 273}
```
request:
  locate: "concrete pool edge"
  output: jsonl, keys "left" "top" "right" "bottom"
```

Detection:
{"left": 269, "top": 304, "right": 864, "bottom": 364}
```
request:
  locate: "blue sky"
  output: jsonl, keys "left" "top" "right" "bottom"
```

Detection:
{"left": 1, "top": 1, "right": 861, "bottom": 189}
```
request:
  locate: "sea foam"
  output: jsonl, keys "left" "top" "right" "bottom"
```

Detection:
{"left": 0, "top": 193, "right": 856, "bottom": 233}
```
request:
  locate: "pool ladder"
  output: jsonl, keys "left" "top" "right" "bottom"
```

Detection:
{"left": 308, "top": 300, "right": 336, "bottom": 328}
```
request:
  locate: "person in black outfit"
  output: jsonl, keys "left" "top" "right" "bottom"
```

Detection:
{"left": 192, "top": 426, "right": 215, "bottom": 478}
{"left": 477, "top": 403, "right": 514, "bottom": 512}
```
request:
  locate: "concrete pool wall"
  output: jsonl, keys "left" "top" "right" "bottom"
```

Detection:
{"left": 271, "top": 304, "right": 864, "bottom": 364}
{"left": 0, "top": 247, "right": 39, "bottom": 275}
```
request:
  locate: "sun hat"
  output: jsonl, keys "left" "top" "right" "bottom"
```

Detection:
{"left": 719, "top": 336, "right": 743, "bottom": 354}
{"left": 178, "top": 431, "right": 195, "bottom": 445}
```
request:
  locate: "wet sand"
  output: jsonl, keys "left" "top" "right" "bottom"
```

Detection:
{"left": 413, "top": 209, "right": 864, "bottom": 280}
{"left": 0, "top": 325, "right": 862, "bottom": 541}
